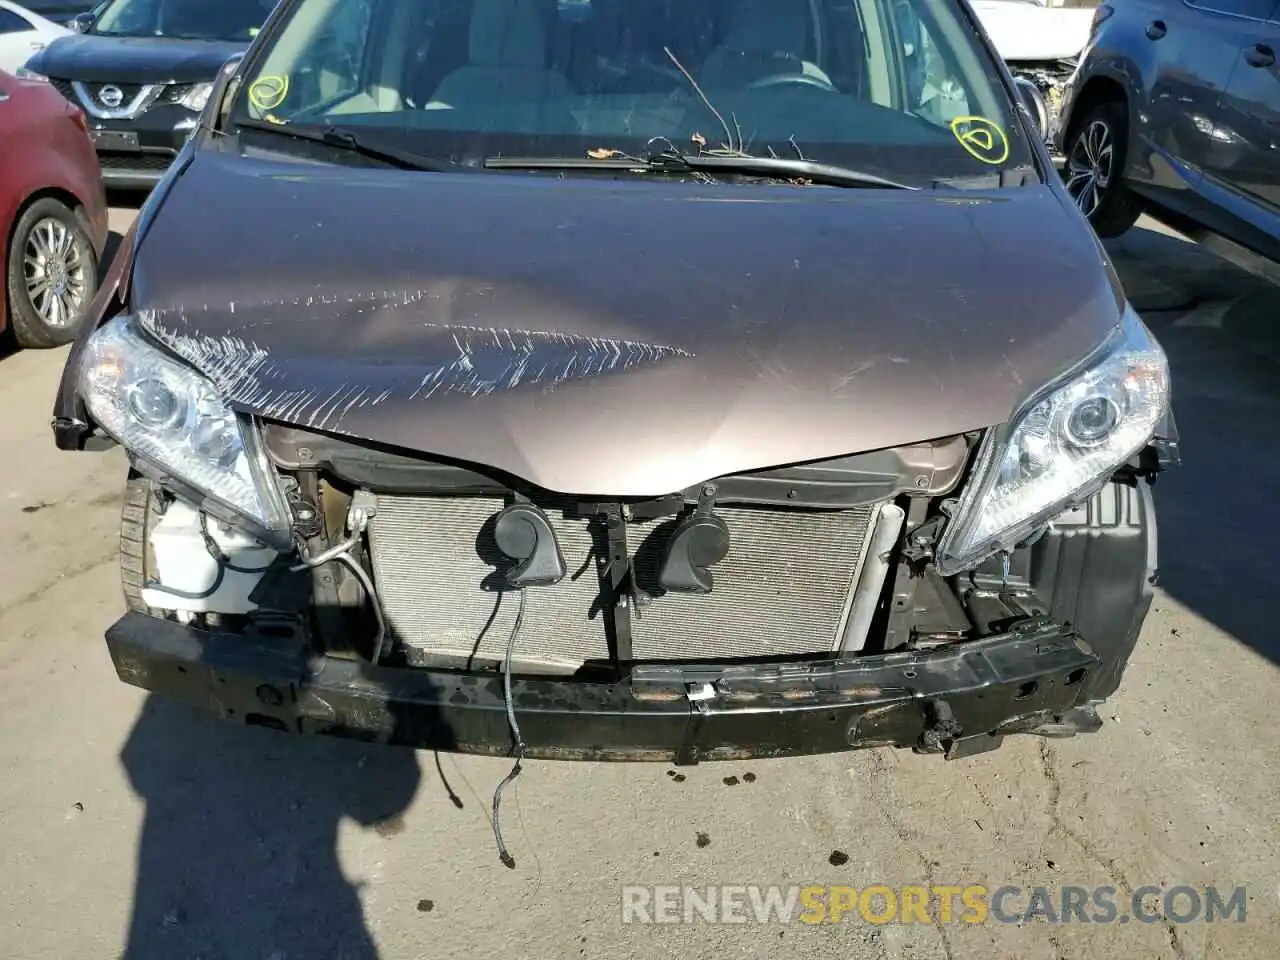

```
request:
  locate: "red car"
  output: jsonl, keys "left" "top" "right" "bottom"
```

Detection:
{"left": 1, "top": 68, "right": 107, "bottom": 349}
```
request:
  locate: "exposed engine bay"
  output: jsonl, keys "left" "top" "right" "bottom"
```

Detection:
{"left": 111, "top": 407, "right": 1163, "bottom": 841}
{"left": 129, "top": 414, "right": 1162, "bottom": 714}
{"left": 136, "top": 428, "right": 979, "bottom": 673}
{"left": 967, "top": 0, "right": 1094, "bottom": 154}
{"left": 1009, "top": 59, "right": 1078, "bottom": 152}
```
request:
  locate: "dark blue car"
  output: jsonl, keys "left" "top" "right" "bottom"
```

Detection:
{"left": 25, "top": 0, "right": 275, "bottom": 189}
{"left": 19, "top": 0, "right": 97, "bottom": 23}
{"left": 1058, "top": 0, "right": 1280, "bottom": 273}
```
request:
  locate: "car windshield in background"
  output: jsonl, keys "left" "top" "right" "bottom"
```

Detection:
{"left": 232, "top": 0, "right": 1036, "bottom": 186}
{"left": 93, "top": 0, "right": 272, "bottom": 41}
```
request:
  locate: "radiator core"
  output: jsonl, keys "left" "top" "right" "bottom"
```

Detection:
{"left": 368, "top": 495, "right": 879, "bottom": 672}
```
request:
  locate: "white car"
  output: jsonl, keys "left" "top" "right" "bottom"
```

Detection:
{"left": 968, "top": 0, "right": 1098, "bottom": 148}
{"left": 970, "top": 0, "right": 1095, "bottom": 62}
{"left": 0, "top": 0, "right": 69, "bottom": 77}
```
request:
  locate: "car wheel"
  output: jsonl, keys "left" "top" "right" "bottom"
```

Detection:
{"left": 1064, "top": 101, "right": 1143, "bottom": 239}
{"left": 121, "top": 472, "right": 162, "bottom": 616}
{"left": 5, "top": 197, "right": 100, "bottom": 349}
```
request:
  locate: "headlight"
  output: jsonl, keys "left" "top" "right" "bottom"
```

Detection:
{"left": 935, "top": 305, "right": 1169, "bottom": 576}
{"left": 178, "top": 82, "right": 213, "bottom": 112}
{"left": 79, "top": 315, "right": 290, "bottom": 540}
{"left": 15, "top": 66, "right": 48, "bottom": 82}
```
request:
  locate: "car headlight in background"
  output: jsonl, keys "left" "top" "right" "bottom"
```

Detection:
{"left": 79, "top": 315, "right": 291, "bottom": 542}
{"left": 178, "top": 82, "right": 213, "bottom": 112}
{"left": 15, "top": 66, "right": 48, "bottom": 82}
{"left": 935, "top": 304, "right": 1169, "bottom": 576}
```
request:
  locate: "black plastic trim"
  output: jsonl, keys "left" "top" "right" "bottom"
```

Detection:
{"left": 964, "top": 478, "right": 1156, "bottom": 702}
{"left": 106, "top": 612, "right": 1100, "bottom": 762}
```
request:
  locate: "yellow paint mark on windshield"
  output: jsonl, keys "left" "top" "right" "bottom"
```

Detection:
{"left": 949, "top": 116, "right": 1010, "bottom": 165}
{"left": 247, "top": 74, "right": 289, "bottom": 112}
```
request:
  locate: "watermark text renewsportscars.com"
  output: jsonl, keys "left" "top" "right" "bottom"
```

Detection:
{"left": 620, "top": 884, "right": 1248, "bottom": 925}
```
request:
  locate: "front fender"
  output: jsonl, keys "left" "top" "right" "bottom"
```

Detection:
{"left": 51, "top": 140, "right": 195, "bottom": 450}
{"left": 50, "top": 217, "right": 136, "bottom": 450}
{"left": 1074, "top": 24, "right": 1161, "bottom": 183}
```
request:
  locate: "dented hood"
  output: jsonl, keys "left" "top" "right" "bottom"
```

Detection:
{"left": 127, "top": 148, "right": 1123, "bottom": 496}
{"left": 969, "top": 0, "right": 1094, "bottom": 62}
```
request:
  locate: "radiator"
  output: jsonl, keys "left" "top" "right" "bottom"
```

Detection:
{"left": 368, "top": 495, "right": 880, "bottom": 673}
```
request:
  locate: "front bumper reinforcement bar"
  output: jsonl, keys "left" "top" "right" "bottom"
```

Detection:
{"left": 107, "top": 613, "right": 1103, "bottom": 763}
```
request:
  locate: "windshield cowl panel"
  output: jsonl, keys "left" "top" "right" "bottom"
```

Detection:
{"left": 229, "top": 0, "right": 1035, "bottom": 187}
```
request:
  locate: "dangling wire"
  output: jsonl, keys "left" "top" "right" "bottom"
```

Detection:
{"left": 291, "top": 528, "right": 388, "bottom": 664}
{"left": 491, "top": 587, "right": 528, "bottom": 869}
{"left": 142, "top": 511, "right": 276, "bottom": 600}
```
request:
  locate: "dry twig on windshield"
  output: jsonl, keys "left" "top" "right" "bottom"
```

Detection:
{"left": 663, "top": 46, "right": 742, "bottom": 154}
{"left": 586, "top": 147, "right": 648, "bottom": 164}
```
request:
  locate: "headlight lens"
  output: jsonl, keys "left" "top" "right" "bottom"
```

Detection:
{"left": 79, "top": 315, "right": 290, "bottom": 537}
{"left": 15, "top": 66, "right": 48, "bottom": 82}
{"left": 178, "top": 82, "right": 213, "bottom": 112}
{"left": 935, "top": 305, "right": 1169, "bottom": 576}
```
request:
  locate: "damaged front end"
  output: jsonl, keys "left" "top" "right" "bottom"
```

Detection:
{"left": 50, "top": 133, "right": 1176, "bottom": 763}
{"left": 1009, "top": 59, "right": 1079, "bottom": 156}
{"left": 967, "top": 0, "right": 1097, "bottom": 157}
{"left": 58, "top": 295, "right": 1174, "bottom": 763}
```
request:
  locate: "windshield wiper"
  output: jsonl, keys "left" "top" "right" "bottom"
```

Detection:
{"left": 484, "top": 150, "right": 916, "bottom": 190}
{"left": 235, "top": 117, "right": 457, "bottom": 173}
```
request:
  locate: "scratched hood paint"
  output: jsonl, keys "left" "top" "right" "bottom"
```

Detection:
{"left": 129, "top": 147, "right": 1123, "bottom": 496}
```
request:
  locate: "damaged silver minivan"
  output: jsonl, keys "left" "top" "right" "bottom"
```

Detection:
{"left": 54, "top": 0, "right": 1178, "bottom": 767}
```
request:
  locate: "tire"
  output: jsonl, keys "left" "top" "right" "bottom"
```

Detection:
{"left": 1063, "top": 100, "right": 1144, "bottom": 239}
{"left": 4, "top": 197, "right": 100, "bottom": 349}
{"left": 121, "top": 473, "right": 162, "bottom": 616}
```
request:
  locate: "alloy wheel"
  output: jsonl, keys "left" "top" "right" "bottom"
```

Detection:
{"left": 1065, "top": 118, "right": 1115, "bottom": 219}
{"left": 22, "top": 216, "right": 89, "bottom": 330}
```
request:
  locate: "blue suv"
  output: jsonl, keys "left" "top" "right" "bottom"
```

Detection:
{"left": 1059, "top": 0, "right": 1280, "bottom": 269}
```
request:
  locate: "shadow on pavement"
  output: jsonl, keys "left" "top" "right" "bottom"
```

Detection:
{"left": 120, "top": 695, "right": 422, "bottom": 959}
{"left": 1108, "top": 226, "right": 1280, "bottom": 667}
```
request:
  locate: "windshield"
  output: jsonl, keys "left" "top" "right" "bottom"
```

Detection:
{"left": 94, "top": 0, "right": 274, "bottom": 41}
{"left": 231, "top": 0, "right": 1035, "bottom": 186}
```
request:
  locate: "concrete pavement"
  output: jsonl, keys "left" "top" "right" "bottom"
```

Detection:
{"left": 0, "top": 208, "right": 1276, "bottom": 959}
